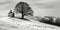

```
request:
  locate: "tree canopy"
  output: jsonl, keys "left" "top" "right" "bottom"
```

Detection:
{"left": 14, "top": 2, "right": 33, "bottom": 19}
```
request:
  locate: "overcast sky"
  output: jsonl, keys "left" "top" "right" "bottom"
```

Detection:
{"left": 0, "top": 0, "right": 60, "bottom": 17}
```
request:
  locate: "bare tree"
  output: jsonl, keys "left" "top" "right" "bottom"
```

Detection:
{"left": 14, "top": 2, "right": 33, "bottom": 19}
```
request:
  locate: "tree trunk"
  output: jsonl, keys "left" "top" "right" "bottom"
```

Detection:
{"left": 21, "top": 6, "right": 24, "bottom": 19}
{"left": 21, "top": 3, "right": 24, "bottom": 19}
{"left": 22, "top": 14, "right": 24, "bottom": 19}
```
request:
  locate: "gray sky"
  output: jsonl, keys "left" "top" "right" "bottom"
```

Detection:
{"left": 0, "top": 0, "right": 60, "bottom": 17}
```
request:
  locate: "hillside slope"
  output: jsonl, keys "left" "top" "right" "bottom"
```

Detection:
{"left": 0, "top": 16, "right": 60, "bottom": 30}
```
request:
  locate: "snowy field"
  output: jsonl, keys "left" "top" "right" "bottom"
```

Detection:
{"left": 0, "top": 16, "right": 60, "bottom": 30}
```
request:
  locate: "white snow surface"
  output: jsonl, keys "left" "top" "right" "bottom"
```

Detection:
{"left": 0, "top": 16, "right": 60, "bottom": 30}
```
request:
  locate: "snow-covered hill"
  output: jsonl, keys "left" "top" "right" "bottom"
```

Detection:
{"left": 0, "top": 16, "right": 60, "bottom": 30}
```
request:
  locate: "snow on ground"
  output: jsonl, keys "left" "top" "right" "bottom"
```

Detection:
{"left": 0, "top": 16, "right": 60, "bottom": 30}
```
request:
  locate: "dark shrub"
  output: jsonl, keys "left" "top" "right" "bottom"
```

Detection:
{"left": 8, "top": 10, "right": 15, "bottom": 17}
{"left": 41, "top": 16, "right": 53, "bottom": 24}
{"left": 55, "top": 17, "right": 60, "bottom": 26}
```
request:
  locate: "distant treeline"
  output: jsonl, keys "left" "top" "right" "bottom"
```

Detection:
{"left": 34, "top": 16, "right": 60, "bottom": 26}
